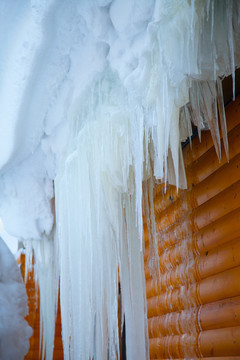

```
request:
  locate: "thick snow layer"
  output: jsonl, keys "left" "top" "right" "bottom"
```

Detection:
{"left": 0, "top": 1, "right": 239, "bottom": 359}
{"left": 0, "top": 238, "right": 32, "bottom": 360}
{"left": 0, "top": 219, "right": 19, "bottom": 254}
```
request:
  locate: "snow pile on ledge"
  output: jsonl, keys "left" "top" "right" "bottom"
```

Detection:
{"left": 0, "top": 238, "right": 32, "bottom": 360}
{"left": 0, "top": 1, "right": 239, "bottom": 359}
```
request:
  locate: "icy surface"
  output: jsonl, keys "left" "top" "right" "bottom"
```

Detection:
{"left": 0, "top": 238, "right": 32, "bottom": 360}
{"left": 24, "top": 232, "right": 59, "bottom": 360}
{"left": 55, "top": 72, "right": 149, "bottom": 359}
{"left": 0, "top": 1, "right": 239, "bottom": 359}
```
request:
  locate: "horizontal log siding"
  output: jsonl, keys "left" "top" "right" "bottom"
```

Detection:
{"left": 145, "top": 96, "right": 240, "bottom": 359}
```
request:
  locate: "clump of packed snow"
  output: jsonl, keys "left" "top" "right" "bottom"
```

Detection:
{"left": 0, "top": 238, "right": 32, "bottom": 360}
{"left": 0, "top": 1, "right": 239, "bottom": 359}
{"left": 0, "top": 219, "right": 19, "bottom": 254}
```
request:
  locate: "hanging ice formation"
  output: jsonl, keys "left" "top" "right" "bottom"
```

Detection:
{"left": 0, "top": 1, "right": 239, "bottom": 359}
{"left": 24, "top": 232, "right": 59, "bottom": 360}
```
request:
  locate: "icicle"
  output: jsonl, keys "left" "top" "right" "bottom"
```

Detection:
{"left": 119, "top": 193, "right": 149, "bottom": 360}
{"left": 55, "top": 71, "right": 149, "bottom": 360}
{"left": 143, "top": 176, "right": 160, "bottom": 284}
{"left": 24, "top": 231, "right": 59, "bottom": 360}
{"left": 189, "top": 80, "right": 222, "bottom": 161}
{"left": 190, "top": 0, "right": 195, "bottom": 41}
{"left": 210, "top": 0, "right": 214, "bottom": 43}
{"left": 179, "top": 104, "right": 193, "bottom": 148}
{"left": 226, "top": 0, "right": 235, "bottom": 100}
{"left": 189, "top": 81, "right": 203, "bottom": 142}
{"left": 206, "top": 0, "right": 211, "bottom": 22}
{"left": 216, "top": 78, "right": 229, "bottom": 160}
{"left": 202, "top": 81, "right": 221, "bottom": 160}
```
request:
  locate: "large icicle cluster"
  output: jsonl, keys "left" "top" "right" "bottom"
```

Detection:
{"left": 55, "top": 72, "right": 149, "bottom": 359}
{"left": 0, "top": 1, "right": 239, "bottom": 359}
{"left": 0, "top": 238, "right": 32, "bottom": 360}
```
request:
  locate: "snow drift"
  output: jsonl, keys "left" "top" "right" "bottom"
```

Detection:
{"left": 0, "top": 238, "right": 32, "bottom": 360}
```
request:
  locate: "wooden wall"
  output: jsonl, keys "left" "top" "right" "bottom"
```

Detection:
{"left": 18, "top": 253, "right": 64, "bottom": 360}
{"left": 145, "top": 96, "right": 240, "bottom": 359}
